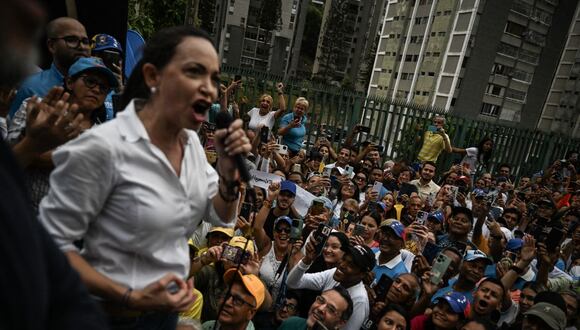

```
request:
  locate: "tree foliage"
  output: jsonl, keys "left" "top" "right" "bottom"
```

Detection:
{"left": 258, "top": 0, "right": 282, "bottom": 31}
{"left": 127, "top": 0, "right": 187, "bottom": 40}
{"left": 315, "top": 0, "right": 353, "bottom": 83}
{"left": 198, "top": 0, "right": 217, "bottom": 32}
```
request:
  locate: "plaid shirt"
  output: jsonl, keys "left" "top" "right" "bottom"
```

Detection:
{"left": 7, "top": 98, "right": 50, "bottom": 213}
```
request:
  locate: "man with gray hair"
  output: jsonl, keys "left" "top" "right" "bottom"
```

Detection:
{"left": 417, "top": 115, "right": 452, "bottom": 162}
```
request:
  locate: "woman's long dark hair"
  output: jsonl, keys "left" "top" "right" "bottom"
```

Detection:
{"left": 121, "top": 26, "right": 214, "bottom": 109}
{"left": 476, "top": 137, "right": 493, "bottom": 168}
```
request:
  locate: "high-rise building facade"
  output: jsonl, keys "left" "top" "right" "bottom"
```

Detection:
{"left": 312, "top": 0, "right": 386, "bottom": 90}
{"left": 211, "top": 0, "right": 309, "bottom": 77}
{"left": 368, "top": 0, "right": 578, "bottom": 131}
{"left": 537, "top": 2, "right": 580, "bottom": 138}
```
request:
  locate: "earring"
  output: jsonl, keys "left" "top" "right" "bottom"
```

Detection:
{"left": 150, "top": 86, "right": 157, "bottom": 94}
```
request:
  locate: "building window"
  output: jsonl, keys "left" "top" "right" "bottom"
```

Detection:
{"left": 405, "top": 54, "right": 413, "bottom": 61}
{"left": 426, "top": 52, "right": 431, "bottom": 57}
{"left": 505, "top": 88, "right": 527, "bottom": 101}
{"left": 422, "top": 91, "right": 429, "bottom": 96}
{"left": 486, "top": 83, "right": 504, "bottom": 96}
{"left": 433, "top": 52, "right": 440, "bottom": 57}
{"left": 428, "top": 72, "right": 435, "bottom": 76}
{"left": 401, "top": 73, "right": 409, "bottom": 79}
{"left": 443, "top": 10, "right": 452, "bottom": 15}
{"left": 505, "top": 21, "right": 526, "bottom": 37}
{"left": 431, "top": 32, "right": 436, "bottom": 37}
{"left": 394, "top": 16, "right": 400, "bottom": 21}
{"left": 437, "top": 32, "right": 446, "bottom": 37}
{"left": 480, "top": 103, "right": 501, "bottom": 117}
{"left": 415, "top": 17, "right": 422, "bottom": 25}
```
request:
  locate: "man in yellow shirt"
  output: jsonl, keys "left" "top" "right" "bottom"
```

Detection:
{"left": 417, "top": 115, "right": 452, "bottom": 162}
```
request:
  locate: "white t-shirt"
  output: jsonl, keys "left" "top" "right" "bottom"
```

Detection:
{"left": 247, "top": 107, "right": 276, "bottom": 131}
{"left": 461, "top": 147, "right": 479, "bottom": 175}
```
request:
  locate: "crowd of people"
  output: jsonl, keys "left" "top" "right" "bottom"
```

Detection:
{"left": 0, "top": 8, "right": 579, "bottom": 330}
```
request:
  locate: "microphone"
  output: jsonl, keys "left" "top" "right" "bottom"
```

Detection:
{"left": 215, "top": 111, "right": 252, "bottom": 184}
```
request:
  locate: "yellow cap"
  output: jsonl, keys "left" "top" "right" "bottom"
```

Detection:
{"left": 208, "top": 227, "right": 235, "bottom": 238}
{"left": 223, "top": 269, "right": 266, "bottom": 309}
{"left": 227, "top": 236, "right": 255, "bottom": 254}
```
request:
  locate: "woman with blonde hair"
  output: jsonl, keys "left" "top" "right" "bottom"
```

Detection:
{"left": 247, "top": 82, "right": 286, "bottom": 131}
{"left": 278, "top": 96, "right": 309, "bottom": 156}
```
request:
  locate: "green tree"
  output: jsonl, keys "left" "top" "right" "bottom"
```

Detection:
{"left": 259, "top": 0, "right": 282, "bottom": 31}
{"left": 198, "top": 0, "right": 216, "bottom": 32}
{"left": 127, "top": 0, "right": 187, "bottom": 40}
{"left": 315, "top": 0, "right": 353, "bottom": 82}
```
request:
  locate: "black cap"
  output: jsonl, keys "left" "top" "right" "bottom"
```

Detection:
{"left": 451, "top": 206, "right": 474, "bottom": 223}
{"left": 342, "top": 244, "right": 376, "bottom": 272}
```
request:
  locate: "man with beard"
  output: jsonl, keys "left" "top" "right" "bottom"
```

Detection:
{"left": 278, "top": 287, "right": 354, "bottom": 330}
{"left": 410, "top": 161, "right": 441, "bottom": 202}
{"left": 431, "top": 250, "right": 492, "bottom": 304}
{"left": 8, "top": 17, "right": 90, "bottom": 117}
{"left": 0, "top": 1, "right": 107, "bottom": 329}
{"left": 257, "top": 180, "right": 300, "bottom": 240}
{"left": 202, "top": 269, "right": 266, "bottom": 330}
{"left": 286, "top": 241, "right": 376, "bottom": 330}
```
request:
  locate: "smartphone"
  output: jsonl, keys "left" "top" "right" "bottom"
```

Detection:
{"left": 322, "top": 166, "right": 332, "bottom": 178}
{"left": 291, "top": 163, "right": 302, "bottom": 173}
{"left": 353, "top": 223, "right": 366, "bottom": 237}
{"left": 100, "top": 49, "right": 122, "bottom": 71}
{"left": 415, "top": 210, "right": 428, "bottom": 225}
{"left": 274, "top": 144, "right": 289, "bottom": 155}
{"left": 489, "top": 206, "right": 503, "bottom": 220}
{"left": 203, "top": 122, "right": 216, "bottom": 131}
{"left": 310, "top": 200, "right": 326, "bottom": 216}
{"left": 313, "top": 223, "right": 332, "bottom": 255}
{"left": 260, "top": 126, "right": 270, "bottom": 144}
{"left": 240, "top": 202, "right": 252, "bottom": 219}
{"left": 222, "top": 245, "right": 250, "bottom": 264}
{"left": 532, "top": 225, "right": 564, "bottom": 252}
{"left": 430, "top": 253, "right": 452, "bottom": 285}
{"left": 290, "top": 219, "right": 303, "bottom": 241}
{"left": 372, "top": 181, "right": 383, "bottom": 193}
{"left": 359, "top": 126, "right": 371, "bottom": 133}
{"left": 374, "top": 274, "right": 394, "bottom": 302}
{"left": 345, "top": 165, "right": 354, "bottom": 178}
{"left": 428, "top": 125, "right": 437, "bottom": 133}
{"left": 449, "top": 186, "right": 459, "bottom": 200}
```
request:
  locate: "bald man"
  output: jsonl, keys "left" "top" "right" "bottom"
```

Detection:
{"left": 8, "top": 17, "right": 90, "bottom": 117}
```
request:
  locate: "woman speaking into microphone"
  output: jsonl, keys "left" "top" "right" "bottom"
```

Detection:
{"left": 39, "top": 26, "right": 251, "bottom": 329}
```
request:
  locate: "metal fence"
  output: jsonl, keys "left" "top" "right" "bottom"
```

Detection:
{"left": 221, "top": 66, "right": 580, "bottom": 178}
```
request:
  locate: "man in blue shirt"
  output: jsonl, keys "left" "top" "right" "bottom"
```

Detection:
{"left": 431, "top": 249, "right": 492, "bottom": 304}
{"left": 9, "top": 17, "right": 90, "bottom": 118}
{"left": 373, "top": 220, "right": 411, "bottom": 281}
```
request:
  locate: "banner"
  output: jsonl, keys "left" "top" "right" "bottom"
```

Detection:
{"left": 250, "top": 170, "right": 283, "bottom": 190}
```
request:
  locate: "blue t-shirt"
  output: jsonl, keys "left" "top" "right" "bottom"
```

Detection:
{"left": 431, "top": 278, "right": 475, "bottom": 304}
{"left": 484, "top": 264, "right": 533, "bottom": 290}
{"left": 279, "top": 113, "right": 307, "bottom": 152}
{"left": 9, "top": 63, "right": 64, "bottom": 118}
{"left": 373, "top": 258, "right": 408, "bottom": 282}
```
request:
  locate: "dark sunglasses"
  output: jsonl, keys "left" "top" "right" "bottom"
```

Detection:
{"left": 275, "top": 227, "right": 291, "bottom": 234}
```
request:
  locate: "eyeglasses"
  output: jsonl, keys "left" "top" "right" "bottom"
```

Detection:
{"left": 80, "top": 75, "right": 111, "bottom": 94}
{"left": 314, "top": 295, "right": 339, "bottom": 316}
{"left": 223, "top": 293, "right": 256, "bottom": 308}
{"left": 281, "top": 302, "right": 297, "bottom": 312}
{"left": 275, "top": 227, "right": 291, "bottom": 234}
{"left": 51, "top": 35, "right": 91, "bottom": 48}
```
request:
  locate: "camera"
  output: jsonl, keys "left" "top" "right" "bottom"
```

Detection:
{"left": 222, "top": 245, "right": 250, "bottom": 264}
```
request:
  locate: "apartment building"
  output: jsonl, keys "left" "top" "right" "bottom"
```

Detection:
{"left": 210, "top": 0, "right": 309, "bottom": 76}
{"left": 368, "top": 0, "right": 578, "bottom": 130}
{"left": 537, "top": 2, "right": 580, "bottom": 138}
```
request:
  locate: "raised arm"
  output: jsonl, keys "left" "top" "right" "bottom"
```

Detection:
{"left": 273, "top": 82, "right": 287, "bottom": 120}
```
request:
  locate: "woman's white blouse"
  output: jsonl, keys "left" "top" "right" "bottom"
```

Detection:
{"left": 39, "top": 100, "right": 234, "bottom": 290}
